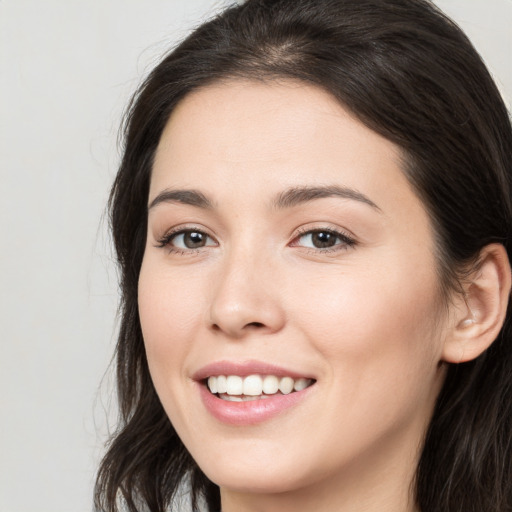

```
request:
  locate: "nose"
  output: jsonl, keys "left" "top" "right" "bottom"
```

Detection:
{"left": 208, "top": 248, "right": 286, "bottom": 339}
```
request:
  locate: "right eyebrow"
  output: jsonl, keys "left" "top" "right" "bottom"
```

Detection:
{"left": 272, "top": 184, "right": 381, "bottom": 211}
{"left": 148, "top": 189, "right": 214, "bottom": 211}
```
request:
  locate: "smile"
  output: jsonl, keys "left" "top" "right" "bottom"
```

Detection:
{"left": 195, "top": 362, "right": 317, "bottom": 425}
{"left": 207, "top": 374, "right": 314, "bottom": 401}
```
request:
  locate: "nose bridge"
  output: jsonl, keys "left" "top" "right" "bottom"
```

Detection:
{"left": 208, "top": 237, "right": 285, "bottom": 338}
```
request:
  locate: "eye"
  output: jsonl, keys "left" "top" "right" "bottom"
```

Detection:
{"left": 293, "top": 229, "right": 355, "bottom": 251}
{"left": 157, "top": 229, "right": 217, "bottom": 251}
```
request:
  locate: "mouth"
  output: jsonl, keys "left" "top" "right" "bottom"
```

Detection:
{"left": 195, "top": 362, "right": 317, "bottom": 424}
{"left": 206, "top": 374, "right": 315, "bottom": 402}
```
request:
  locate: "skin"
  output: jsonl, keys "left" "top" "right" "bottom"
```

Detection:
{"left": 138, "top": 80, "right": 455, "bottom": 512}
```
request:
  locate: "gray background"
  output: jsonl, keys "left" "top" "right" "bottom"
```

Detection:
{"left": 1, "top": 1, "right": 510, "bottom": 511}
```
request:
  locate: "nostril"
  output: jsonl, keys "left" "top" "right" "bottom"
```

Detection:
{"left": 246, "top": 322, "right": 265, "bottom": 329}
{"left": 210, "top": 320, "right": 267, "bottom": 336}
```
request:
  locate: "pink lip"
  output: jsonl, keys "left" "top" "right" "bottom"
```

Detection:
{"left": 192, "top": 359, "right": 314, "bottom": 380}
{"left": 198, "top": 382, "right": 314, "bottom": 425}
{"left": 193, "top": 360, "right": 316, "bottom": 426}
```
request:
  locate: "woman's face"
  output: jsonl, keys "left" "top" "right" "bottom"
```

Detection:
{"left": 139, "top": 81, "right": 449, "bottom": 500}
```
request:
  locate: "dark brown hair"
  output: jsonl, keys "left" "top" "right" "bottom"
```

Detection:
{"left": 95, "top": 1, "right": 512, "bottom": 510}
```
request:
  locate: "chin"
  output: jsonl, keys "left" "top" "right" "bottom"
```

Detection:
{"left": 192, "top": 445, "right": 310, "bottom": 494}
{"left": 206, "top": 466, "right": 308, "bottom": 495}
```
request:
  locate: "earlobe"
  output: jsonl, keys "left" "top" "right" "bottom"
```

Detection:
{"left": 442, "top": 244, "right": 511, "bottom": 364}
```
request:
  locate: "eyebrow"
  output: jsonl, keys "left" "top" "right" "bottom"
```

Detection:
{"left": 148, "top": 184, "right": 380, "bottom": 212}
{"left": 273, "top": 185, "right": 381, "bottom": 211}
{"left": 148, "top": 189, "right": 214, "bottom": 211}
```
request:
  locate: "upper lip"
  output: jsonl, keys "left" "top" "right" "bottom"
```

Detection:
{"left": 192, "top": 360, "right": 315, "bottom": 381}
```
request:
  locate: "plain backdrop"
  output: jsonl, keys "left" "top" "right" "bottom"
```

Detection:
{"left": 1, "top": 1, "right": 510, "bottom": 511}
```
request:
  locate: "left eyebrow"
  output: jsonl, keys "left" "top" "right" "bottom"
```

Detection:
{"left": 148, "top": 189, "right": 214, "bottom": 211}
{"left": 272, "top": 185, "right": 381, "bottom": 211}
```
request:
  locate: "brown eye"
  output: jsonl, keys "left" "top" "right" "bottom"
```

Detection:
{"left": 294, "top": 229, "right": 355, "bottom": 251}
{"left": 182, "top": 231, "right": 208, "bottom": 248}
{"left": 310, "top": 231, "right": 338, "bottom": 248}
{"left": 164, "top": 230, "right": 216, "bottom": 250}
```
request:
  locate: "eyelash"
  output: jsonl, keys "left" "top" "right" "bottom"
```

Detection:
{"left": 156, "top": 226, "right": 217, "bottom": 255}
{"left": 155, "top": 226, "right": 356, "bottom": 255}
{"left": 292, "top": 227, "right": 356, "bottom": 253}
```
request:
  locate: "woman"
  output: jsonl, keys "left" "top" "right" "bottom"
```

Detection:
{"left": 94, "top": 0, "right": 512, "bottom": 511}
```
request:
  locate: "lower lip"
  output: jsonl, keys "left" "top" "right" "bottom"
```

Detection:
{"left": 198, "top": 383, "right": 314, "bottom": 425}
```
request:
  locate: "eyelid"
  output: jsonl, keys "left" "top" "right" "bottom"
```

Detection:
{"left": 290, "top": 225, "right": 357, "bottom": 251}
{"left": 153, "top": 222, "right": 356, "bottom": 255}
{"left": 155, "top": 224, "right": 218, "bottom": 251}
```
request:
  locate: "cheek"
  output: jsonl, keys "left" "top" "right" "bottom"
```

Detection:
{"left": 137, "top": 258, "right": 206, "bottom": 377}
{"left": 137, "top": 259, "right": 211, "bottom": 437}
{"left": 287, "top": 261, "right": 445, "bottom": 456}
{"left": 291, "top": 257, "right": 443, "bottom": 379}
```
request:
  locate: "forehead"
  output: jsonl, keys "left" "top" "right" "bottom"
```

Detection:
{"left": 152, "top": 81, "right": 431, "bottom": 221}
{"left": 152, "top": 80, "right": 405, "bottom": 196}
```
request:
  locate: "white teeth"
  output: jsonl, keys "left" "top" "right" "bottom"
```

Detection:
{"left": 262, "top": 375, "right": 279, "bottom": 394}
{"left": 279, "top": 376, "right": 294, "bottom": 395}
{"left": 294, "top": 378, "right": 309, "bottom": 391}
{"left": 222, "top": 395, "right": 243, "bottom": 402}
{"left": 207, "top": 374, "right": 313, "bottom": 397}
{"left": 207, "top": 376, "right": 217, "bottom": 394}
{"left": 226, "top": 375, "right": 243, "bottom": 395}
{"left": 243, "top": 374, "right": 263, "bottom": 396}
{"left": 216, "top": 375, "right": 227, "bottom": 394}
{"left": 220, "top": 394, "right": 272, "bottom": 402}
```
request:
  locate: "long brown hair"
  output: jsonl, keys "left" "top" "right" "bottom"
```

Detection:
{"left": 95, "top": 1, "right": 512, "bottom": 510}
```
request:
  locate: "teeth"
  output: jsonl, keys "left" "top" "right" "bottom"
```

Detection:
{"left": 279, "top": 376, "right": 294, "bottom": 394}
{"left": 243, "top": 374, "right": 263, "bottom": 396}
{"left": 207, "top": 376, "right": 217, "bottom": 394}
{"left": 217, "top": 375, "right": 227, "bottom": 394}
{"left": 294, "top": 378, "right": 309, "bottom": 391}
{"left": 222, "top": 395, "right": 243, "bottom": 402}
{"left": 220, "top": 394, "right": 273, "bottom": 402}
{"left": 207, "top": 374, "right": 313, "bottom": 397}
{"left": 262, "top": 375, "right": 279, "bottom": 394}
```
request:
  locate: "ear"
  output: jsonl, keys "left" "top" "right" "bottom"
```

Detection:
{"left": 442, "top": 244, "right": 511, "bottom": 364}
